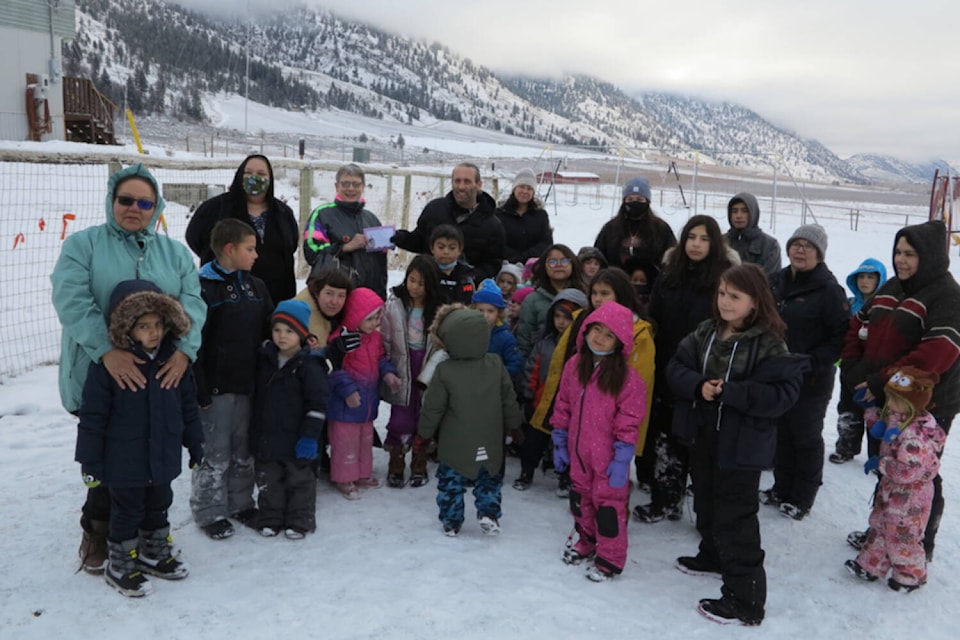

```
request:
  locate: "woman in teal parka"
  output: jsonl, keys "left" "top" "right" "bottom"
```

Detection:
{"left": 51, "top": 163, "right": 206, "bottom": 574}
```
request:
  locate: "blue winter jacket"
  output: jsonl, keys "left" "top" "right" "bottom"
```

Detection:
{"left": 845, "top": 258, "right": 887, "bottom": 316}
{"left": 488, "top": 322, "right": 523, "bottom": 379}
{"left": 51, "top": 164, "right": 206, "bottom": 413}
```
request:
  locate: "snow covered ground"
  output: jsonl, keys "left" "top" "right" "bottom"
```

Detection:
{"left": 1, "top": 181, "right": 956, "bottom": 639}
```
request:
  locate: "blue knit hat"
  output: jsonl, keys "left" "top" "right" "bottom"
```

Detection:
{"left": 272, "top": 299, "right": 311, "bottom": 341}
{"left": 622, "top": 177, "right": 651, "bottom": 201}
{"left": 472, "top": 278, "right": 506, "bottom": 309}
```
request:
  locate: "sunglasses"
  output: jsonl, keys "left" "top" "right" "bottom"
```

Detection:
{"left": 115, "top": 195, "right": 155, "bottom": 210}
{"left": 547, "top": 258, "right": 572, "bottom": 267}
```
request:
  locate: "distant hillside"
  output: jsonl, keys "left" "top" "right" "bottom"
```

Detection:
{"left": 60, "top": 0, "right": 955, "bottom": 184}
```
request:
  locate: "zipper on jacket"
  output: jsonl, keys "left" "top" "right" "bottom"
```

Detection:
{"left": 575, "top": 387, "right": 587, "bottom": 474}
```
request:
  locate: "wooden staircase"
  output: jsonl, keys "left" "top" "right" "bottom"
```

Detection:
{"left": 63, "top": 77, "right": 118, "bottom": 145}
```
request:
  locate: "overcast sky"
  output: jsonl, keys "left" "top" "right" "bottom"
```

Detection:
{"left": 175, "top": 0, "right": 960, "bottom": 163}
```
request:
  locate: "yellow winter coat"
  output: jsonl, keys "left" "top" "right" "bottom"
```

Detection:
{"left": 530, "top": 308, "right": 655, "bottom": 455}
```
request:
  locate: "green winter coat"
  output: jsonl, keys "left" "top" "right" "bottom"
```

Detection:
{"left": 51, "top": 164, "right": 206, "bottom": 413}
{"left": 418, "top": 307, "right": 522, "bottom": 480}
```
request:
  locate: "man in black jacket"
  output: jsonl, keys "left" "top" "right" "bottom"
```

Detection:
{"left": 392, "top": 163, "right": 506, "bottom": 280}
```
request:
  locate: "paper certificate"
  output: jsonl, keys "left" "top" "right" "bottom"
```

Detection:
{"left": 364, "top": 225, "right": 396, "bottom": 252}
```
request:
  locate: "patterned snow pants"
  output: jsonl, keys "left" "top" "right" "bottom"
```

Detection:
{"left": 435, "top": 463, "right": 503, "bottom": 531}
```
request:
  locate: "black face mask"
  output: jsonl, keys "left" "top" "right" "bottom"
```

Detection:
{"left": 625, "top": 201, "right": 650, "bottom": 220}
{"left": 634, "top": 283, "right": 651, "bottom": 297}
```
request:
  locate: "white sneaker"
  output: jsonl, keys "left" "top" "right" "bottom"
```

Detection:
{"left": 284, "top": 528, "right": 306, "bottom": 540}
{"left": 585, "top": 565, "right": 614, "bottom": 582}
{"left": 479, "top": 515, "right": 501, "bottom": 535}
{"left": 259, "top": 527, "right": 279, "bottom": 537}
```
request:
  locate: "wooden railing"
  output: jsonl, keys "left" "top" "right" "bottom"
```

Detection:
{"left": 63, "top": 77, "right": 118, "bottom": 144}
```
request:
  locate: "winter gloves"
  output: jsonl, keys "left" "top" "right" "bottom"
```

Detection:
{"left": 852, "top": 386, "right": 877, "bottom": 409}
{"left": 552, "top": 431, "right": 635, "bottom": 488}
{"left": 552, "top": 429, "right": 570, "bottom": 473}
{"left": 864, "top": 456, "right": 880, "bottom": 475}
{"left": 295, "top": 437, "right": 319, "bottom": 460}
{"left": 326, "top": 327, "right": 362, "bottom": 370}
{"left": 606, "top": 441, "right": 635, "bottom": 489}
{"left": 81, "top": 465, "right": 101, "bottom": 488}
{"left": 188, "top": 444, "right": 204, "bottom": 470}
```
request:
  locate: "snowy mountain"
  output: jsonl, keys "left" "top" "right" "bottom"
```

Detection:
{"left": 845, "top": 154, "right": 954, "bottom": 185}
{"left": 62, "top": 0, "right": 954, "bottom": 184}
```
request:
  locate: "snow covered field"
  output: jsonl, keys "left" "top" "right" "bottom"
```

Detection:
{"left": 1, "top": 180, "right": 956, "bottom": 639}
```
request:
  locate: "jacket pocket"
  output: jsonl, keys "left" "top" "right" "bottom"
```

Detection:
{"left": 735, "top": 420, "right": 776, "bottom": 470}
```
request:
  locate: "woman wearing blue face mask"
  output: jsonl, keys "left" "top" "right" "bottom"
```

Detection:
{"left": 187, "top": 154, "right": 300, "bottom": 303}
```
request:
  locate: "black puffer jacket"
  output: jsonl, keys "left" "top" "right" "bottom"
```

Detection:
{"left": 496, "top": 203, "right": 553, "bottom": 264}
{"left": 186, "top": 157, "right": 300, "bottom": 303}
{"left": 250, "top": 342, "right": 329, "bottom": 461}
{"left": 393, "top": 191, "right": 506, "bottom": 279}
{"left": 771, "top": 262, "right": 849, "bottom": 389}
{"left": 195, "top": 262, "right": 274, "bottom": 406}
{"left": 668, "top": 322, "right": 809, "bottom": 470}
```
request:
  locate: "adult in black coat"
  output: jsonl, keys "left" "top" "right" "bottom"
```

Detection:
{"left": 186, "top": 155, "right": 300, "bottom": 304}
{"left": 634, "top": 215, "right": 739, "bottom": 523}
{"left": 764, "top": 224, "right": 850, "bottom": 520}
{"left": 594, "top": 176, "right": 676, "bottom": 269}
{"left": 392, "top": 163, "right": 506, "bottom": 280}
{"left": 496, "top": 168, "right": 553, "bottom": 264}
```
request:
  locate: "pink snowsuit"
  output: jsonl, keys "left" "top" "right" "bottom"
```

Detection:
{"left": 551, "top": 303, "right": 647, "bottom": 574}
{"left": 857, "top": 411, "right": 945, "bottom": 586}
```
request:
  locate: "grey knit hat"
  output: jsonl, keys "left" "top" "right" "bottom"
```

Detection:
{"left": 622, "top": 177, "right": 651, "bottom": 201}
{"left": 787, "top": 224, "right": 828, "bottom": 259}
{"left": 513, "top": 168, "right": 537, "bottom": 190}
{"left": 497, "top": 261, "right": 524, "bottom": 284}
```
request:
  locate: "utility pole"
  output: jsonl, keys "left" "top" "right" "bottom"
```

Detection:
{"left": 244, "top": 0, "right": 250, "bottom": 135}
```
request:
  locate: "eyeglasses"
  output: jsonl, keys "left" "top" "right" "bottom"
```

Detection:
{"left": 115, "top": 195, "right": 155, "bottom": 210}
{"left": 790, "top": 241, "right": 816, "bottom": 252}
{"left": 338, "top": 180, "right": 364, "bottom": 189}
{"left": 547, "top": 258, "right": 572, "bottom": 267}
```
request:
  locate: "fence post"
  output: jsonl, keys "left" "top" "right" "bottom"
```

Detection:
{"left": 491, "top": 177, "right": 499, "bottom": 202}
{"left": 384, "top": 174, "right": 394, "bottom": 223}
{"left": 402, "top": 174, "right": 412, "bottom": 232}
{"left": 108, "top": 160, "right": 122, "bottom": 176}
{"left": 297, "top": 167, "right": 313, "bottom": 278}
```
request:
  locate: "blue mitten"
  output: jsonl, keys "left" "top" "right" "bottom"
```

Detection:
{"left": 882, "top": 425, "right": 902, "bottom": 443}
{"left": 295, "top": 437, "right": 319, "bottom": 460}
{"left": 852, "top": 387, "right": 877, "bottom": 408}
{"left": 869, "top": 419, "right": 887, "bottom": 440}
{"left": 605, "top": 441, "right": 635, "bottom": 489}
{"left": 863, "top": 456, "right": 880, "bottom": 475}
{"left": 552, "top": 429, "right": 570, "bottom": 473}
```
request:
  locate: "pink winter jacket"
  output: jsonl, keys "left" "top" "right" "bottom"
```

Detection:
{"left": 551, "top": 302, "right": 646, "bottom": 473}
{"left": 877, "top": 411, "right": 945, "bottom": 488}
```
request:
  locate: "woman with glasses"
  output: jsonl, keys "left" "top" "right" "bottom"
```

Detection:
{"left": 301, "top": 163, "right": 389, "bottom": 300}
{"left": 516, "top": 244, "right": 585, "bottom": 360}
{"left": 761, "top": 224, "right": 849, "bottom": 521}
{"left": 52, "top": 163, "right": 207, "bottom": 575}
{"left": 187, "top": 154, "right": 300, "bottom": 304}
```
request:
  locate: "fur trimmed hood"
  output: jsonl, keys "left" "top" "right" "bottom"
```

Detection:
{"left": 107, "top": 280, "right": 191, "bottom": 349}
{"left": 427, "top": 303, "right": 465, "bottom": 350}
